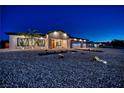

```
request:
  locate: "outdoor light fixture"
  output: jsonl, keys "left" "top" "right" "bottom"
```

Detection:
{"left": 83, "top": 40, "right": 86, "bottom": 42}
{"left": 40, "top": 37, "right": 44, "bottom": 39}
{"left": 74, "top": 38, "right": 77, "bottom": 41}
{"left": 22, "top": 35, "right": 25, "bottom": 38}
{"left": 53, "top": 31, "right": 57, "bottom": 35}
{"left": 79, "top": 39, "right": 82, "bottom": 41}
{"left": 63, "top": 33, "right": 67, "bottom": 37}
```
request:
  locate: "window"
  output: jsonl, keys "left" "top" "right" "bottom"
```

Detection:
{"left": 56, "top": 40, "right": 62, "bottom": 48}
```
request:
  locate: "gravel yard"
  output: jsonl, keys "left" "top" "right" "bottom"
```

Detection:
{"left": 0, "top": 48, "right": 124, "bottom": 88}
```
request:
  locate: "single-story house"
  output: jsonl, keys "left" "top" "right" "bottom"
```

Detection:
{"left": 6, "top": 30, "right": 88, "bottom": 49}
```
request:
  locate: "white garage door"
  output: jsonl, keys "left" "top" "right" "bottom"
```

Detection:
{"left": 72, "top": 42, "right": 81, "bottom": 48}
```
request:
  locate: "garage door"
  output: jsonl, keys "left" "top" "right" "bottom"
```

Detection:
{"left": 72, "top": 42, "right": 81, "bottom": 48}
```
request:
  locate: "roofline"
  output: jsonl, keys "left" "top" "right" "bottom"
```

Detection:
{"left": 6, "top": 32, "right": 18, "bottom": 35}
{"left": 5, "top": 31, "right": 88, "bottom": 40}
{"left": 47, "top": 29, "right": 66, "bottom": 34}
{"left": 70, "top": 36, "right": 88, "bottom": 40}
{"left": 5, "top": 32, "right": 46, "bottom": 36}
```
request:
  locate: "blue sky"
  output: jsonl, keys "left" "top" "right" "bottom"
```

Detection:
{"left": 0, "top": 5, "right": 124, "bottom": 41}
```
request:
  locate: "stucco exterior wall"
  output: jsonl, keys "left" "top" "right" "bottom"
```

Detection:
{"left": 48, "top": 31, "right": 69, "bottom": 39}
{"left": 9, "top": 35, "right": 25, "bottom": 49}
{"left": 82, "top": 43, "right": 87, "bottom": 48}
{"left": 44, "top": 35, "right": 49, "bottom": 49}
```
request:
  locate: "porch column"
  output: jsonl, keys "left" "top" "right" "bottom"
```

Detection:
{"left": 45, "top": 34, "right": 49, "bottom": 49}
{"left": 67, "top": 39, "right": 71, "bottom": 49}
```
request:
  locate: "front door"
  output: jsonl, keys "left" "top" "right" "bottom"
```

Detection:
{"left": 51, "top": 40, "right": 55, "bottom": 48}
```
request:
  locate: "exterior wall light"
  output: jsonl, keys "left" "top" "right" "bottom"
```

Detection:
{"left": 83, "top": 40, "right": 86, "bottom": 42}
{"left": 63, "top": 33, "right": 67, "bottom": 37}
{"left": 22, "top": 35, "right": 25, "bottom": 38}
{"left": 79, "top": 39, "right": 82, "bottom": 41}
{"left": 74, "top": 38, "right": 77, "bottom": 41}
{"left": 40, "top": 37, "right": 44, "bottom": 39}
{"left": 53, "top": 31, "right": 57, "bottom": 35}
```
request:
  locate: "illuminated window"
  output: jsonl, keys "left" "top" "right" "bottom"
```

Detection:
{"left": 56, "top": 40, "right": 62, "bottom": 48}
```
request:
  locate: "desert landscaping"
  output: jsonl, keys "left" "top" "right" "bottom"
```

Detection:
{"left": 0, "top": 48, "right": 124, "bottom": 88}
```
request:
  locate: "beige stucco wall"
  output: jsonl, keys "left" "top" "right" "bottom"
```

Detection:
{"left": 44, "top": 35, "right": 49, "bottom": 49}
{"left": 82, "top": 43, "right": 87, "bottom": 48}
{"left": 62, "top": 40, "right": 68, "bottom": 48}
{"left": 9, "top": 35, "right": 25, "bottom": 49}
{"left": 48, "top": 31, "right": 69, "bottom": 39}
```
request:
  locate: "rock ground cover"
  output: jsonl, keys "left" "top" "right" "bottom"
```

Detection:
{"left": 0, "top": 48, "right": 124, "bottom": 88}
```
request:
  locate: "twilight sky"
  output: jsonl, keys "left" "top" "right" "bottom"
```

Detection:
{"left": 0, "top": 5, "right": 124, "bottom": 42}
